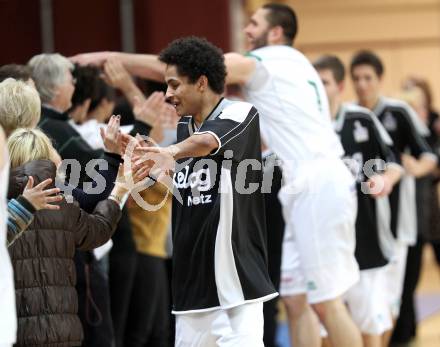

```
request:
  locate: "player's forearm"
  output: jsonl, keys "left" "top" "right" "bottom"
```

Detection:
{"left": 115, "top": 52, "right": 165, "bottom": 82}
{"left": 167, "top": 134, "right": 219, "bottom": 160}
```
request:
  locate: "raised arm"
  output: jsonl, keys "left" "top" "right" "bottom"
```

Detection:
{"left": 103, "top": 58, "right": 147, "bottom": 107}
{"left": 71, "top": 51, "right": 165, "bottom": 82}
{"left": 72, "top": 51, "right": 257, "bottom": 86}
{"left": 224, "top": 52, "right": 257, "bottom": 85}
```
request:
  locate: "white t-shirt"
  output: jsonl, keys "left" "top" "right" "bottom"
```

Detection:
{"left": 0, "top": 149, "right": 17, "bottom": 344}
{"left": 69, "top": 119, "right": 134, "bottom": 150}
{"left": 243, "top": 45, "right": 344, "bottom": 180}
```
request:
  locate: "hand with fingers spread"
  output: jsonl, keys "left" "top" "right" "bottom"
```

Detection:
{"left": 100, "top": 115, "right": 125, "bottom": 155}
{"left": 133, "top": 91, "right": 167, "bottom": 127}
{"left": 22, "top": 176, "right": 63, "bottom": 211}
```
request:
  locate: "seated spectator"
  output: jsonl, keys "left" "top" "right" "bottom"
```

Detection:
{"left": 6, "top": 127, "right": 146, "bottom": 346}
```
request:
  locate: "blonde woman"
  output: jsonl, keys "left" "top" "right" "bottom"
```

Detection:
{"left": 6, "top": 127, "right": 147, "bottom": 346}
{"left": 0, "top": 78, "right": 41, "bottom": 136}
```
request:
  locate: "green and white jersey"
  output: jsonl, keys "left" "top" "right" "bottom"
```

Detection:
{"left": 244, "top": 45, "right": 344, "bottom": 181}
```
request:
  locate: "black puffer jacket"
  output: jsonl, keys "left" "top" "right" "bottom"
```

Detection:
{"left": 7, "top": 159, "right": 122, "bottom": 346}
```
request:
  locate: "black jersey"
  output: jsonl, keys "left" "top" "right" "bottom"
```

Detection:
{"left": 171, "top": 98, "right": 277, "bottom": 314}
{"left": 335, "top": 103, "right": 399, "bottom": 270}
{"left": 372, "top": 97, "right": 436, "bottom": 245}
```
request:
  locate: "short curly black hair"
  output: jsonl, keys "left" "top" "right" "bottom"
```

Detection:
{"left": 159, "top": 36, "right": 226, "bottom": 94}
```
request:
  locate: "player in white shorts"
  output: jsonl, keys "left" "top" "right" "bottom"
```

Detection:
{"left": 228, "top": 5, "right": 362, "bottom": 347}
{"left": 315, "top": 55, "right": 403, "bottom": 347}
{"left": 71, "top": 5, "right": 362, "bottom": 347}
{"left": 350, "top": 50, "right": 437, "bottom": 345}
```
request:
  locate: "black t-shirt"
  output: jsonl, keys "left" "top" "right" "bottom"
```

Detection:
{"left": 335, "top": 103, "right": 398, "bottom": 270}
{"left": 171, "top": 98, "right": 277, "bottom": 313}
{"left": 372, "top": 97, "right": 435, "bottom": 243}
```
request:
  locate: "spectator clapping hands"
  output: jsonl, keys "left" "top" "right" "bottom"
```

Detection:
{"left": 100, "top": 115, "right": 130, "bottom": 156}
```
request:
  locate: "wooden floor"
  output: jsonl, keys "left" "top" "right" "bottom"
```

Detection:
{"left": 411, "top": 245, "right": 440, "bottom": 347}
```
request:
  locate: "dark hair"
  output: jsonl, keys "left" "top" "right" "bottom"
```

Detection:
{"left": 262, "top": 3, "right": 297, "bottom": 45}
{"left": 313, "top": 55, "right": 345, "bottom": 83}
{"left": 158, "top": 36, "right": 226, "bottom": 94}
{"left": 90, "top": 78, "right": 116, "bottom": 111}
{"left": 350, "top": 50, "right": 384, "bottom": 77}
{"left": 0, "top": 64, "right": 32, "bottom": 83}
{"left": 71, "top": 64, "right": 115, "bottom": 112}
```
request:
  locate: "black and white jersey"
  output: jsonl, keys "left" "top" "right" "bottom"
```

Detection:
{"left": 171, "top": 97, "right": 277, "bottom": 314}
{"left": 371, "top": 97, "right": 437, "bottom": 245}
{"left": 335, "top": 103, "right": 400, "bottom": 270}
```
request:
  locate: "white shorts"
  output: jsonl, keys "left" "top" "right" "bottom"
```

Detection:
{"left": 384, "top": 242, "right": 408, "bottom": 318}
{"left": 279, "top": 159, "right": 360, "bottom": 304}
{"left": 344, "top": 267, "right": 393, "bottom": 335}
{"left": 175, "top": 302, "right": 264, "bottom": 347}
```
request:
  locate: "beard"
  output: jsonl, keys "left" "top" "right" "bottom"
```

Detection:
{"left": 249, "top": 30, "right": 269, "bottom": 50}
